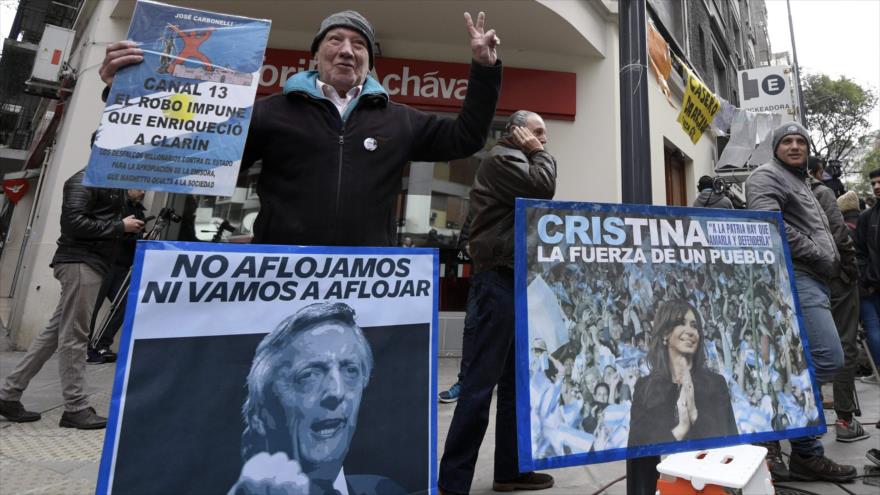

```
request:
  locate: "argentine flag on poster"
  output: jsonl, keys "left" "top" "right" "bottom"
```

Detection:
{"left": 85, "top": 0, "right": 270, "bottom": 196}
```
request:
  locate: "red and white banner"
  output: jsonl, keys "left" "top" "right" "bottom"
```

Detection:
{"left": 259, "top": 49, "right": 577, "bottom": 121}
{"left": 3, "top": 179, "right": 29, "bottom": 204}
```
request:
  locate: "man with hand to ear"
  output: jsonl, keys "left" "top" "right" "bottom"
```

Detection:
{"left": 439, "top": 111, "right": 556, "bottom": 495}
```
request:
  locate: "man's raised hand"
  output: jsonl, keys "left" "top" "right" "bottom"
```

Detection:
{"left": 464, "top": 12, "right": 500, "bottom": 66}
{"left": 99, "top": 41, "right": 144, "bottom": 86}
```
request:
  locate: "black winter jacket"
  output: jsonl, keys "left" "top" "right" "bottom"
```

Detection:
{"left": 810, "top": 179, "right": 858, "bottom": 284}
{"left": 468, "top": 141, "right": 556, "bottom": 272}
{"left": 241, "top": 62, "right": 501, "bottom": 247}
{"left": 856, "top": 205, "right": 880, "bottom": 291}
{"left": 52, "top": 169, "right": 126, "bottom": 275}
{"left": 114, "top": 198, "right": 146, "bottom": 268}
{"left": 628, "top": 368, "right": 738, "bottom": 446}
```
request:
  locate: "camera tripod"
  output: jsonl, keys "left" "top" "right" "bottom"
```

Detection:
{"left": 88, "top": 208, "right": 180, "bottom": 350}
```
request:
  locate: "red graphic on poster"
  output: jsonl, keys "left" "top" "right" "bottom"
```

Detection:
{"left": 166, "top": 25, "right": 214, "bottom": 74}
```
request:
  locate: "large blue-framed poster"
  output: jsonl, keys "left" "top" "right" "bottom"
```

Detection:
{"left": 85, "top": 0, "right": 270, "bottom": 196}
{"left": 96, "top": 241, "right": 438, "bottom": 495}
{"left": 514, "top": 200, "right": 825, "bottom": 471}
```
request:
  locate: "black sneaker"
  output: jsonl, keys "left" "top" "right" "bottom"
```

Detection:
{"left": 87, "top": 347, "right": 116, "bottom": 364}
{"left": 493, "top": 472, "right": 554, "bottom": 492}
{"left": 759, "top": 441, "right": 789, "bottom": 481}
{"left": 59, "top": 407, "right": 107, "bottom": 430}
{"left": 789, "top": 453, "right": 857, "bottom": 482}
{"left": 86, "top": 348, "right": 106, "bottom": 365}
{"left": 0, "top": 399, "right": 41, "bottom": 422}
{"left": 95, "top": 347, "right": 117, "bottom": 363}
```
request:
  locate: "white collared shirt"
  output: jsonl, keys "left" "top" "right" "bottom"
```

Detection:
{"left": 333, "top": 467, "right": 349, "bottom": 495}
{"left": 316, "top": 79, "right": 362, "bottom": 117}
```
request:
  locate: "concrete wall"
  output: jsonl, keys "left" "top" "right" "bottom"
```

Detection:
{"left": 9, "top": 0, "right": 128, "bottom": 349}
{"left": 647, "top": 72, "right": 718, "bottom": 206}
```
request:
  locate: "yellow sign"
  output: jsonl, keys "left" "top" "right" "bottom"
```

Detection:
{"left": 676, "top": 68, "right": 721, "bottom": 144}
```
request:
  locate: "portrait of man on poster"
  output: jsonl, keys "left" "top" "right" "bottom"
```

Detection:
{"left": 228, "top": 302, "right": 405, "bottom": 495}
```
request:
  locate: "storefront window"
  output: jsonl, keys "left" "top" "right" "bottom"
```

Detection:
{"left": 170, "top": 119, "right": 506, "bottom": 311}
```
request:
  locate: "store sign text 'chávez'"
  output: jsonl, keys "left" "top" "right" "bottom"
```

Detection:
{"left": 259, "top": 49, "right": 576, "bottom": 121}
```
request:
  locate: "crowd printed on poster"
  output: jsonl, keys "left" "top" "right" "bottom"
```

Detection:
{"left": 85, "top": 1, "right": 270, "bottom": 196}
{"left": 96, "top": 242, "right": 437, "bottom": 495}
{"left": 514, "top": 200, "right": 824, "bottom": 471}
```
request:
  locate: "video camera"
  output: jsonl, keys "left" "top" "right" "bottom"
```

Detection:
{"left": 707, "top": 175, "right": 747, "bottom": 209}
{"left": 157, "top": 207, "right": 182, "bottom": 224}
{"left": 710, "top": 176, "right": 728, "bottom": 195}
{"left": 826, "top": 159, "right": 843, "bottom": 179}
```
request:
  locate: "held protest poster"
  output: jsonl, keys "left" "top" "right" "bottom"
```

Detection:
{"left": 85, "top": 1, "right": 270, "bottom": 196}
{"left": 96, "top": 242, "right": 438, "bottom": 495}
{"left": 514, "top": 200, "right": 825, "bottom": 471}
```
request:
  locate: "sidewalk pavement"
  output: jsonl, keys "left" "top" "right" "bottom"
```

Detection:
{"left": 1, "top": 341, "right": 879, "bottom": 494}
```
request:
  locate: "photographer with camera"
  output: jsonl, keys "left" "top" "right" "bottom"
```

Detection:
{"left": 822, "top": 160, "right": 847, "bottom": 198}
{"left": 692, "top": 175, "right": 733, "bottom": 209}
{"left": 86, "top": 189, "right": 147, "bottom": 364}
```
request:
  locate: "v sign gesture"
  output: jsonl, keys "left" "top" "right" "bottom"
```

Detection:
{"left": 465, "top": 12, "right": 500, "bottom": 66}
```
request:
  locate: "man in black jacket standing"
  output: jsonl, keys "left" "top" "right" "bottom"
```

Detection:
{"left": 439, "top": 111, "right": 556, "bottom": 494}
{"left": 0, "top": 169, "right": 143, "bottom": 429}
{"left": 807, "top": 158, "right": 868, "bottom": 443}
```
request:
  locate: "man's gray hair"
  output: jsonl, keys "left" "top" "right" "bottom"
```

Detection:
{"left": 240, "top": 302, "right": 374, "bottom": 460}
{"left": 502, "top": 110, "right": 540, "bottom": 139}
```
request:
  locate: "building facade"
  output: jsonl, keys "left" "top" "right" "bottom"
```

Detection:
{"left": 1, "top": 0, "right": 772, "bottom": 353}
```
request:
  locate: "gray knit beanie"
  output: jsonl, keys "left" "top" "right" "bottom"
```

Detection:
{"left": 771, "top": 121, "right": 811, "bottom": 157}
{"left": 311, "top": 10, "right": 376, "bottom": 69}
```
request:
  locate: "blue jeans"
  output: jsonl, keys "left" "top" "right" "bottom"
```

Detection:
{"left": 861, "top": 293, "right": 880, "bottom": 366}
{"left": 439, "top": 269, "right": 519, "bottom": 494}
{"left": 790, "top": 271, "right": 844, "bottom": 457}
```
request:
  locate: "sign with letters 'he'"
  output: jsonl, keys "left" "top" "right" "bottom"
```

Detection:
{"left": 738, "top": 66, "right": 795, "bottom": 121}
{"left": 97, "top": 241, "right": 438, "bottom": 495}
{"left": 85, "top": 1, "right": 270, "bottom": 196}
{"left": 515, "top": 200, "right": 825, "bottom": 471}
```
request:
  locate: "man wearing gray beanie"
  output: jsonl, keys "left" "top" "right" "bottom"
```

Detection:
{"left": 745, "top": 122, "right": 857, "bottom": 483}
{"left": 98, "top": 11, "right": 502, "bottom": 248}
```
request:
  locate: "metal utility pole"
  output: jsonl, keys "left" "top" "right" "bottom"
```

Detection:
{"left": 786, "top": 0, "right": 808, "bottom": 127}
{"left": 621, "top": 2, "right": 658, "bottom": 490}
{"left": 619, "top": 0, "right": 653, "bottom": 204}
